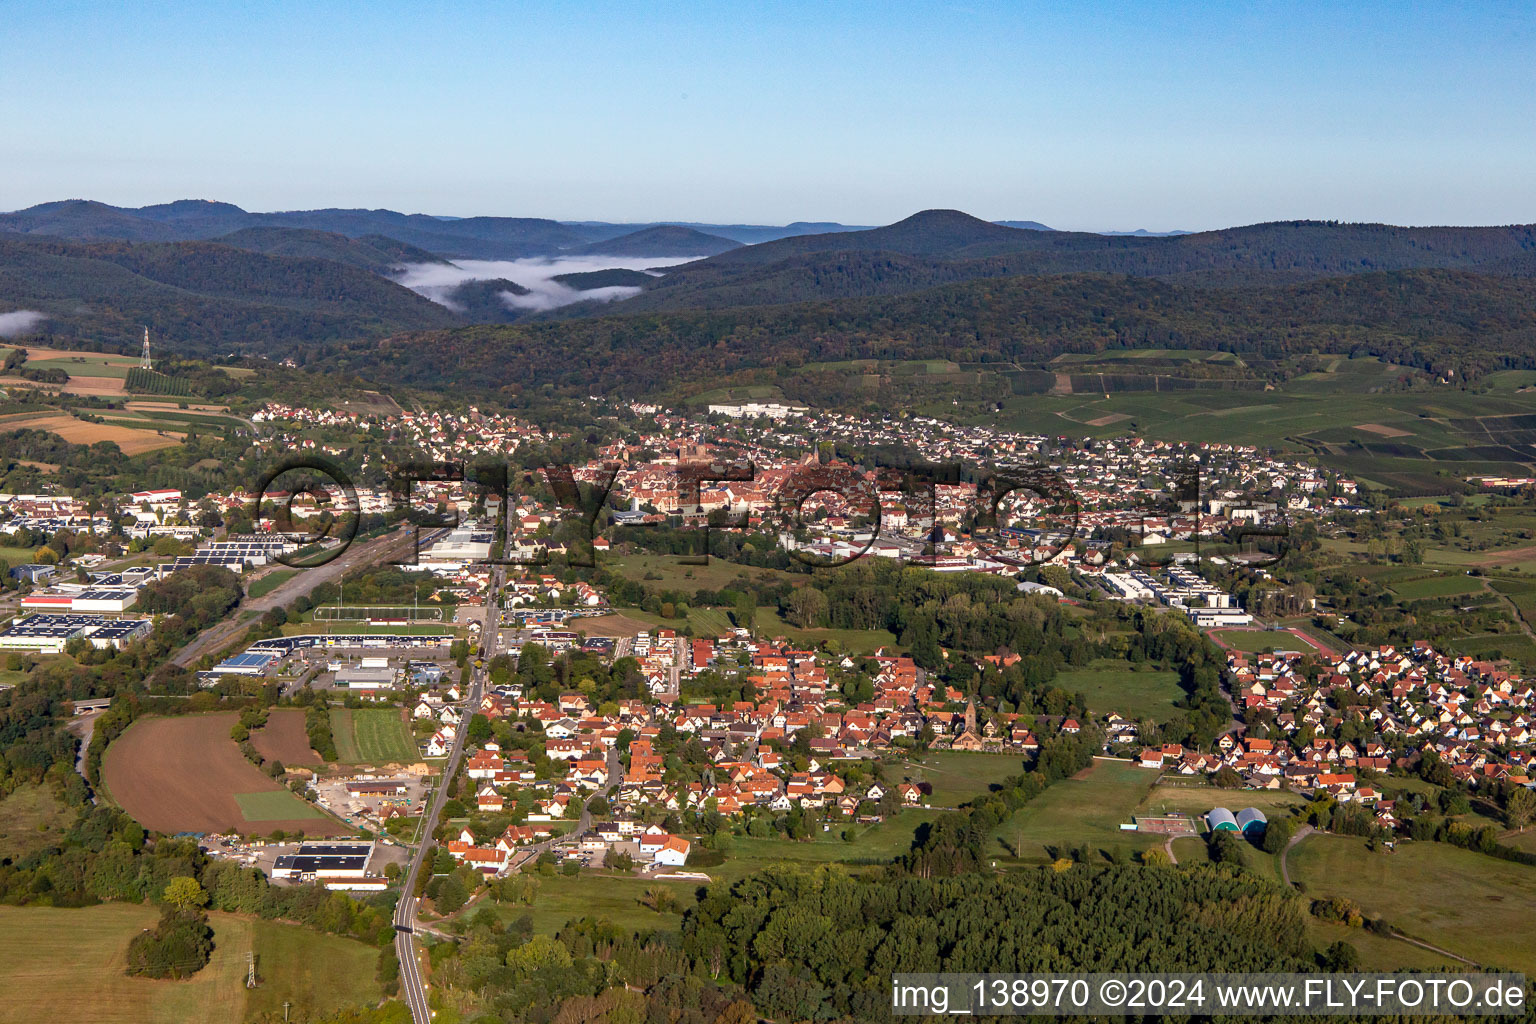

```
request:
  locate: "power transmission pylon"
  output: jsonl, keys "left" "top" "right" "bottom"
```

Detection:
{"left": 246, "top": 950, "right": 256, "bottom": 988}
{"left": 140, "top": 326, "right": 152, "bottom": 370}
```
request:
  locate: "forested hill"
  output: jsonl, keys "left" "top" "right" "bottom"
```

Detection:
{"left": 351, "top": 268, "right": 1536, "bottom": 396}
{"left": 569, "top": 225, "right": 741, "bottom": 257}
{"left": 0, "top": 234, "right": 461, "bottom": 355}
{"left": 608, "top": 212, "right": 1536, "bottom": 310}
{"left": 211, "top": 226, "right": 447, "bottom": 272}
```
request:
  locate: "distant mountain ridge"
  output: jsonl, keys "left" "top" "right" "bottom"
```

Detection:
{"left": 568, "top": 225, "right": 741, "bottom": 258}
{"left": 600, "top": 210, "right": 1536, "bottom": 311}
{"left": 0, "top": 200, "right": 868, "bottom": 259}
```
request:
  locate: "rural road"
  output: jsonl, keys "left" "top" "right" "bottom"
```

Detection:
{"left": 1277, "top": 824, "right": 1314, "bottom": 886}
{"left": 171, "top": 525, "right": 441, "bottom": 669}
{"left": 396, "top": 566, "right": 499, "bottom": 1024}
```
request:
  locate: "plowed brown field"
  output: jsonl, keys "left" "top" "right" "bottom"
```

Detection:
{"left": 102, "top": 713, "right": 348, "bottom": 835}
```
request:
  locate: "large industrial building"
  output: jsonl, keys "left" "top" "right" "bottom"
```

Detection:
{"left": 417, "top": 525, "right": 494, "bottom": 573}
{"left": 0, "top": 614, "right": 152, "bottom": 653}
{"left": 272, "top": 840, "right": 383, "bottom": 889}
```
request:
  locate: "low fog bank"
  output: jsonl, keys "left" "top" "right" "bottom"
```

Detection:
{"left": 394, "top": 255, "right": 698, "bottom": 313}
{"left": 0, "top": 310, "right": 48, "bottom": 338}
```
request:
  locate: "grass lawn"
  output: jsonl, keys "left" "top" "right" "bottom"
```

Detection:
{"left": 0, "top": 544, "right": 39, "bottom": 565}
{"left": 989, "top": 758, "right": 1162, "bottom": 864}
{"left": 608, "top": 553, "right": 800, "bottom": 593}
{"left": 1305, "top": 918, "right": 1459, "bottom": 972}
{"left": 482, "top": 872, "right": 702, "bottom": 936}
{"left": 754, "top": 606, "right": 899, "bottom": 654}
{"left": 234, "top": 790, "right": 326, "bottom": 822}
{"left": 0, "top": 783, "right": 72, "bottom": 860}
{"left": 715, "top": 809, "right": 942, "bottom": 882}
{"left": 0, "top": 905, "right": 382, "bottom": 1024}
{"left": 1288, "top": 833, "right": 1536, "bottom": 972}
{"left": 246, "top": 569, "right": 296, "bottom": 600}
{"left": 331, "top": 707, "right": 417, "bottom": 763}
{"left": 1135, "top": 782, "right": 1307, "bottom": 820}
{"left": 896, "top": 750, "right": 1031, "bottom": 807}
{"left": 1052, "top": 660, "right": 1184, "bottom": 722}
{"left": 245, "top": 916, "right": 383, "bottom": 1018}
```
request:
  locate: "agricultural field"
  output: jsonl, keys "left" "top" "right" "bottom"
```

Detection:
{"left": 923, "top": 359, "right": 1536, "bottom": 493}
{"left": 330, "top": 707, "right": 417, "bottom": 764}
{"left": 249, "top": 708, "right": 321, "bottom": 765}
{"left": 1051, "top": 661, "right": 1184, "bottom": 722}
{"left": 0, "top": 904, "right": 383, "bottom": 1024}
{"left": 0, "top": 411, "right": 181, "bottom": 453}
{"left": 987, "top": 758, "right": 1162, "bottom": 864}
{"left": 1287, "top": 834, "right": 1536, "bottom": 972}
{"left": 1388, "top": 572, "right": 1486, "bottom": 601}
{"left": 101, "top": 713, "right": 349, "bottom": 836}
{"left": 0, "top": 783, "right": 73, "bottom": 860}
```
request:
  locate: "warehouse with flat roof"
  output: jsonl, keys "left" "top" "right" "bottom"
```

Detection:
{"left": 0, "top": 614, "right": 152, "bottom": 653}
{"left": 273, "top": 841, "right": 378, "bottom": 886}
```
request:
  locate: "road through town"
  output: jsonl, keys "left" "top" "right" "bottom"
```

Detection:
{"left": 395, "top": 566, "right": 499, "bottom": 1024}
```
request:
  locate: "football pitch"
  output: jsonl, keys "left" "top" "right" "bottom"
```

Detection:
{"left": 330, "top": 708, "right": 417, "bottom": 763}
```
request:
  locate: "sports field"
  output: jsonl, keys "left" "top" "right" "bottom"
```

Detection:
{"left": 0, "top": 904, "right": 383, "bottom": 1024}
{"left": 330, "top": 707, "right": 417, "bottom": 763}
{"left": 234, "top": 790, "right": 326, "bottom": 822}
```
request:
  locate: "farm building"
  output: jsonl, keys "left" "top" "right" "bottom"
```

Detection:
{"left": 1205, "top": 807, "right": 1240, "bottom": 832}
{"left": 1236, "top": 807, "right": 1268, "bottom": 835}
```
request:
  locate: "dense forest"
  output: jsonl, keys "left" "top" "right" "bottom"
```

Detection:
{"left": 354, "top": 266, "right": 1536, "bottom": 399}
{"left": 0, "top": 234, "right": 459, "bottom": 355}
{"left": 682, "top": 866, "right": 1312, "bottom": 1021}
{"left": 612, "top": 210, "right": 1536, "bottom": 311}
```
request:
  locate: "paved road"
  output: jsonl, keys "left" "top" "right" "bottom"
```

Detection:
{"left": 396, "top": 567, "right": 499, "bottom": 1024}
{"left": 171, "top": 526, "right": 438, "bottom": 669}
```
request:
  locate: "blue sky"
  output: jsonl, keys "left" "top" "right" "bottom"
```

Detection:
{"left": 2, "top": 1, "right": 1533, "bottom": 230}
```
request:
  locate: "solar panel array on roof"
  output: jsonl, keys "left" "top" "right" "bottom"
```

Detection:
{"left": 169, "top": 556, "right": 247, "bottom": 569}
{"left": 74, "top": 589, "right": 137, "bottom": 601}
{"left": 211, "top": 651, "right": 280, "bottom": 674}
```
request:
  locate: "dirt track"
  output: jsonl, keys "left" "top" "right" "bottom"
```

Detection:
{"left": 102, "top": 713, "right": 347, "bottom": 835}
